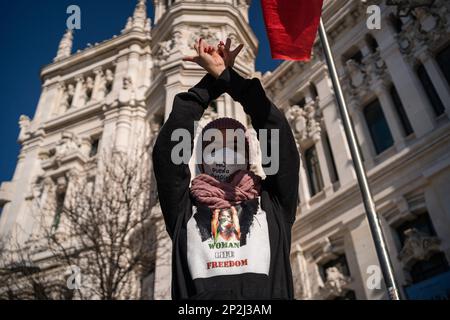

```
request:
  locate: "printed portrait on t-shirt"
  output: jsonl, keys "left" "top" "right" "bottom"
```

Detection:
{"left": 193, "top": 198, "right": 258, "bottom": 246}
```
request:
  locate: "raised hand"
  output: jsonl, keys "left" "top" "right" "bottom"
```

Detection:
{"left": 182, "top": 38, "right": 226, "bottom": 79}
{"left": 217, "top": 38, "right": 244, "bottom": 69}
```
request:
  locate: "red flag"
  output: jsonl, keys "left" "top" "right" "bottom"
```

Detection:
{"left": 261, "top": 0, "right": 324, "bottom": 61}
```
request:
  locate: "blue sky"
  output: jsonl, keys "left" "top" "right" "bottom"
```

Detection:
{"left": 0, "top": 0, "right": 282, "bottom": 184}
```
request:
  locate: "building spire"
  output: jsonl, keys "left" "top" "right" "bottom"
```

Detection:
{"left": 54, "top": 29, "right": 74, "bottom": 62}
{"left": 122, "top": 0, "right": 151, "bottom": 34}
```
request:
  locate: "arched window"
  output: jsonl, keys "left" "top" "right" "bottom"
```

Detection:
{"left": 304, "top": 146, "right": 324, "bottom": 196}
{"left": 363, "top": 99, "right": 394, "bottom": 154}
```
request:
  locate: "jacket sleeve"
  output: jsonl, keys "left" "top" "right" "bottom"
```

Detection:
{"left": 152, "top": 72, "right": 227, "bottom": 238}
{"left": 218, "top": 67, "right": 300, "bottom": 224}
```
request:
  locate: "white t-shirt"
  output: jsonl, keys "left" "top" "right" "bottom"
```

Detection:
{"left": 187, "top": 198, "right": 271, "bottom": 280}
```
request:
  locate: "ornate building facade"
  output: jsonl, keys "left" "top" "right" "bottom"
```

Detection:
{"left": 1, "top": 0, "right": 449, "bottom": 299}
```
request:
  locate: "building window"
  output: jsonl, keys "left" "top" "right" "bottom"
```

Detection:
{"left": 390, "top": 85, "right": 413, "bottom": 136}
{"left": 320, "top": 255, "right": 351, "bottom": 282}
{"left": 389, "top": 13, "right": 403, "bottom": 33}
{"left": 395, "top": 213, "right": 436, "bottom": 247}
{"left": 89, "top": 138, "right": 99, "bottom": 157}
{"left": 363, "top": 99, "right": 394, "bottom": 154}
{"left": 52, "top": 191, "right": 66, "bottom": 232}
{"left": 86, "top": 87, "right": 93, "bottom": 102}
{"left": 417, "top": 64, "right": 445, "bottom": 117}
{"left": 67, "top": 92, "right": 74, "bottom": 108}
{"left": 323, "top": 134, "right": 339, "bottom": 183}
{"left": 348, "top": 50, "right": 363, "bottom": 64}
{"left": 410, "top": 252, "right": 449, "bottom": 284}
{"left": 365, "top": 34, "right": 379, "bottom": 53}
{"left": 304, "top": 146, "right": 324, "bottom": 196}
{"left": 106, "top": 82, "right": 113, "bottom": 94}
{"left": 310, "top": 83, "right": 318, "bottom": 101}
{"left": 395, "top": 213, "right": 449, "bottom": 284}
{"left": 320, "top": 254, "right": 354, "bottom": 300}
{"left": 436, "top": 44, "right": 450, "bottom": 87}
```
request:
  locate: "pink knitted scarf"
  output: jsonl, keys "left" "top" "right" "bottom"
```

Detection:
{"left": 190, "top": 170, "right": 261, "bottom": 209}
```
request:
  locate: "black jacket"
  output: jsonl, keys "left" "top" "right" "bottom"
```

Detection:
{"left": 152, "top": 67, "right": 300, "bottom": 300}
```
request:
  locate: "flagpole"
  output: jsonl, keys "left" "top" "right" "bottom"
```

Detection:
{"left": 318, "top": 18, "right": 401, "bottom": 300}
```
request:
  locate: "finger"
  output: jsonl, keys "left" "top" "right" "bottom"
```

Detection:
{"left": 231, "top": 43, "right": 244, "bottom": 56}
{"left": 194, "top": 42, "right": 200, "bottom": 55}
{"left": 225, "top": 38, "right": 231, "bottom": 51}
{"left": 198, "top": 38, "right": 206, "bottom": 57}
{"left": 218, "top": 46, "right": 228, "bottom": 58}
{"left": 182, "top": 56, "right": 196, "bottom": 62}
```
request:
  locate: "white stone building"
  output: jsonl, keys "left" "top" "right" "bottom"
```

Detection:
{"left": 1, "top": 0, "right": 449, "bottom": 300}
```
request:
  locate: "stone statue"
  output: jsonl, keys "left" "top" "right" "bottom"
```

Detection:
{"left": 54, "top": 132, "right": 80, "bottom": 159}
{"left": 398, "top": 228, "right": 441, "bottom": 267}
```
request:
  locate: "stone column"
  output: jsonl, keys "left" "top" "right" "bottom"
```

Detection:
{"left": 299, "top": 152, "right": 310, "bottom": 206}
{"left": 372, "top": 81, "right": 406, "bottom": 149}
{"left": 316, "top": 74, "right": 356, "bottom": 187}
{"left": 129, "top": 106, "right": 149, "bottom": 154}
{"left": 51, "top": 82, "right": 67, "bottom": 116}
{"left": 291, "top": 244, "right": 312, "bottom": 299}
{"left": 101, "top": 108, "right": 120, "bottom": 154}
{"left": 0, "top": 145, "right": 43, "bottom": 240}
{"left": 416, "top": 49, "right": 450, "bottom": 118}
{"left": 351, "top": 106, "right": 376, "bottom": 168}
{"left": 164, "top": 82, "right": 184, "bottom": 121}
{"left": 93, "top": 68, "right": 106, "bottom": 101}
{"left": 113, "top": 53, "right": 130, "bottom": 95}
{"left": 373, "top": 21, "right": 435, "bottom": 137}
{"left": 33, "top": 82, "right": 63, "bottom": 125}
{"left": 348, "top": 216, "right": 388, "bottom": 300}
{"left": 315, "top": 137, "right": 333, "bottom": 196}
{"left": 127, "top": 44, "right": 142, "bottom": 87}
{"left": 72, "top": 76, "right": 86, "bottom": 108}
{"left": 80, "top": 137, "right": 92, "bottom": 158}
{"left": 115, "top": 106, "right": 133, "bottom": 152}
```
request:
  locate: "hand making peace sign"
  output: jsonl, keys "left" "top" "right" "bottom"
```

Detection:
{"left": 183, "top": 37, "right": 244, "bottom": 78}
